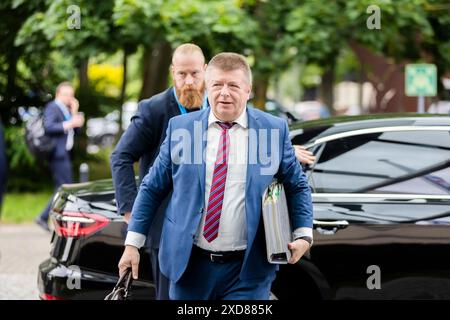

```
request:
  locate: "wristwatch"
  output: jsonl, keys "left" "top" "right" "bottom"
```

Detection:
{"left": 295, "top": 236, "right": 313, "bottom": 247}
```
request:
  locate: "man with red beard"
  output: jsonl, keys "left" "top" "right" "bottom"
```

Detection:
{"left": 110, "top": 43, "right": 208, "bottom": 300}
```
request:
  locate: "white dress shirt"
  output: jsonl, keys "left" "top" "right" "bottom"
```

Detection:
{"left": 55, "top": 99, "right": 74, "bottom": 151}
{"left": 194, "top": 109, "right": 248, "bottom": 252}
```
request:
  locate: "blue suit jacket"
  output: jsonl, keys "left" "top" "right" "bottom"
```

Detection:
{"left": 128, "top": 107, "right": 313, "bottom": 282}
{"left": 43, "top": 101, "right": 73, "bottom": 160}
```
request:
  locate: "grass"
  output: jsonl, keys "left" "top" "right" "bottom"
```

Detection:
{"left": 1, "top": 191, "right": 53, "bottom": 223}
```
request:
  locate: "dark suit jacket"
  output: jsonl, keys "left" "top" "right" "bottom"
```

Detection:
{"left": 110, "top": 87, "right": 185, "bottom": 248}
{"left": 0, "top": 123, "right": 7, "bottom": 207}
{"left": 43, "top": 100, "right": 72, "bottom": 160}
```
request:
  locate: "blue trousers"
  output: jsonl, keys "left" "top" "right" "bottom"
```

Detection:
{"left": 151, "top": 247, "right": 170, "bottom": 300}
{"left": 169, "top": 248, "right": 275, "bottom": 300}
{"left": 38, "top": 156, "right": 73, "bottom": 221}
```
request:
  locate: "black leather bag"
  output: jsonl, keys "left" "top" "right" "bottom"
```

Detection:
{"left": 104, "top": 268, "right": 133, "bottom": 300}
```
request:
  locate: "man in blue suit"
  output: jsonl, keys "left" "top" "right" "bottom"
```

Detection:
{"left": 119, "top": 53, "right": 313, "bottom": 300}
{"left": 35, "top": 82, "right": 84, "bottom": 231}
{"left": 111, "top": 43, "right": 208, "bottom": 300}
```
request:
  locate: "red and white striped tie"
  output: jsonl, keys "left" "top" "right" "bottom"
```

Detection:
{"left": 203, "top": 122, "right": 234, "bottom": 242}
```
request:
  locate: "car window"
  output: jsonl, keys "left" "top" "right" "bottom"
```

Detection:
{"left": 307, "top": 130, "right": 450, "bottom": 194}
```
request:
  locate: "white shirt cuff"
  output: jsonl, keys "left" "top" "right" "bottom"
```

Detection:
{"left": 124, "top": 231, "right": 146, "bottom": 249}
{"left": 292, "top": 227, "right": 313, "bottom": 239}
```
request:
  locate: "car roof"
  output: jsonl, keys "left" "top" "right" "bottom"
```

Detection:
{"left": 289, "top": 113, "right": 450, "bottom": 144}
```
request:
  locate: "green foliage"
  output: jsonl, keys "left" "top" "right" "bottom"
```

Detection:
{"left": 0, "top": 0, "right": 448, "bottom": 194}
{"left": 113, "top": 0, "right": 166, "bottom": 46}
{"left": 80, "top": 147, "right": 113, "bottom": 181}
{"left": 113, "top": 0, "right": 256, "bottom": 59}
{"left": 30, "top": 0, "right": 117, "bottom": 59}
{"left": 4, "top": 125, "right": 35, "bottom": 169}
{"left": 3, "top": 125, "right": 52, "bottom": 192}
{"left": 299, "top": 64, "right": 323, "bottom": 88}
{"left": 5, "top": 0, "right": 449, "bottom": 107}
{"left": 1, "top": 190, "right": 53, "bottom": 223}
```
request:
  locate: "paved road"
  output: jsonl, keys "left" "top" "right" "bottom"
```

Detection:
{"left": 0, "top": 223, "right": 51, "bottom": 300}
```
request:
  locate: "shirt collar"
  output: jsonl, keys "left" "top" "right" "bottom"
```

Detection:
{"left": 54, "top": 99, "right": 71, "bottom": 120}
{"left": 208, "top": 107, "right": 248, "bottom": 129}
{"left": 54, "top": 98, "right": 68, "bottom": 110}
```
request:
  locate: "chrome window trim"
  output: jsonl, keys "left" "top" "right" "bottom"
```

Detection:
{"left": 312, "top": 193, "right": 450, "bottom": 200}
{"left": 303, "top": 126, "right": 450, "bottom": 148}
{"left": 289, "top": 128, "right": 304, "bottom": 139}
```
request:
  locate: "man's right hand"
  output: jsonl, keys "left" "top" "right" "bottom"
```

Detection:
{"left": 294, "top": 145, "right": 316, "bottom": 165}
{"left": 72, "top": 113, "right": 85, "bottom": 128}
{"left": 69, "top": 98, "right": 80, "bottom": 115}
{"left": 123, "top": 212, "right": 131, "bottom": 224}
{"left": 118, "top": 245, "right": 140, "bottom": 279}
{"left": 64, "top": 114, "right": 84, "bottom": 130}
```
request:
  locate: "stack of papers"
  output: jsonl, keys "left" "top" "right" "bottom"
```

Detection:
{"left": 262, "top": 181, "right": 292, "bottom": 264}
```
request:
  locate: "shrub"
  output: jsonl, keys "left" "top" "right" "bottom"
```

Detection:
{"left": 4, "top": 125, "right": 52, "bottom": 192}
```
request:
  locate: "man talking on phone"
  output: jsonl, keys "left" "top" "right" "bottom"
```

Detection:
{"left": 35, "top": 82, "right": 85, "bottom": 231}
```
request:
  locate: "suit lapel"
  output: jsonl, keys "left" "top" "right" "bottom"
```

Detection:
{"left": 245, "top": 107, "right": 261, "bottom": 196}
{"left": 245, "top": 107, "right": 262, "bottom": 246}
{"left": 196, "top": 108, "right": 210, "bottom": 199}
{"left": 168, "top": 87, "right": 181, "bottom": 116}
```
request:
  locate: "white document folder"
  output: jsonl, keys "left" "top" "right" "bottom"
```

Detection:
{"left": 262, "top": 181, "right": 292, "bottom": 264}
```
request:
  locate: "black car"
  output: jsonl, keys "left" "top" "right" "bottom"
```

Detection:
{"left": 38, "top": 114, "right": 450, "bottom": 300}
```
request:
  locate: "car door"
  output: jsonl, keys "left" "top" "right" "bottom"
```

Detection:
{"left": 303, "top": 127, "right": 450, "bottom": 299}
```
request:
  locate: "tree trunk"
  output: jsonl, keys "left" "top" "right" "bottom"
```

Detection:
{"left": 139, "top": 41, "right": 172, "bottom": 100}
{"left": 319, "top": 64, "right": 335, "bottom": 115}
{"left": 253, "top": 74, "right": 269, "bottom": 110}
{"left": 119, "top": 51, "right": 128, "bottom": 107}
{"left": 78, "top": 58, "right": 89, "bottom": 93}
{"left": 358, "top": 62, "right": 366, "bottom": 114}
{"left": 6, "top": 52, "right": 18, "bottom": 101}
{"left": 140, "top": 46, "right": 153, "bottom": 100}
{"left": 349, "top": 41, "right": 416, "bottom": 113}
{"left": 118, "top": 49, "right": 128, "bottom": 136}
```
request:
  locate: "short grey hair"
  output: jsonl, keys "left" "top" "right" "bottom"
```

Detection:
{"left": 205, "top": 52, "right": 252, "bottom": 85}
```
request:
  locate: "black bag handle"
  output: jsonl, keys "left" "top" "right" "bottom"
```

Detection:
{"left": 105, "top": 268, "right": 133, "bottom": 300}
{"left": 116, "top": 268, "right": 133, "bottom": 289}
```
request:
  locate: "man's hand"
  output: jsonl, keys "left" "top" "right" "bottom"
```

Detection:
{"left": 69, "top": 98, "right": 79, "bottom": 115}
{"left": 63, "top": 114, "right": 84, "bottom": 131}
{"left": 123, "top": 212, "right": 131, "bottom": 224}
{"left": 287, "top": 239, "right": 311, "bottom": 264}
{"left": 118, "top": 245, "right": 140, "bottom": 279}
{"left": 294, "top": 145, "right": 315, "bottom": 165}
{"left": 71, "top": 113, "right": 85, "bottom": 128}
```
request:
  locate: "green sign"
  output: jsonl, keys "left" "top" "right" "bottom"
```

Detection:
{"left": 405, "top": 64, "right": 437, "bottom": 97}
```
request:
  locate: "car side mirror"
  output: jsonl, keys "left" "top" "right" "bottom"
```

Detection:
{"left": 285, "top": 111, "right": 298, "bottom": 123}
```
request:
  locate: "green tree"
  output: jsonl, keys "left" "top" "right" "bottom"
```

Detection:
{"left": 239, "top": 0, "right": 299, "bottom": 109}
{"left": 114, "top": 0, "right": 255, "bottom": 100}
{"left": 15, "top": 0, "right": 121, "bottom": 117}
{"left": 284, "top": 0, "right": 446, "bottom": 111}
{"left": 0, "top": 0, "right": 47, "bottom": 123}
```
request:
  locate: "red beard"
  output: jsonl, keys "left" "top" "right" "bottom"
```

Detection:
{"left": 176, "top": 83, "right": 205, "bottom": 109}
